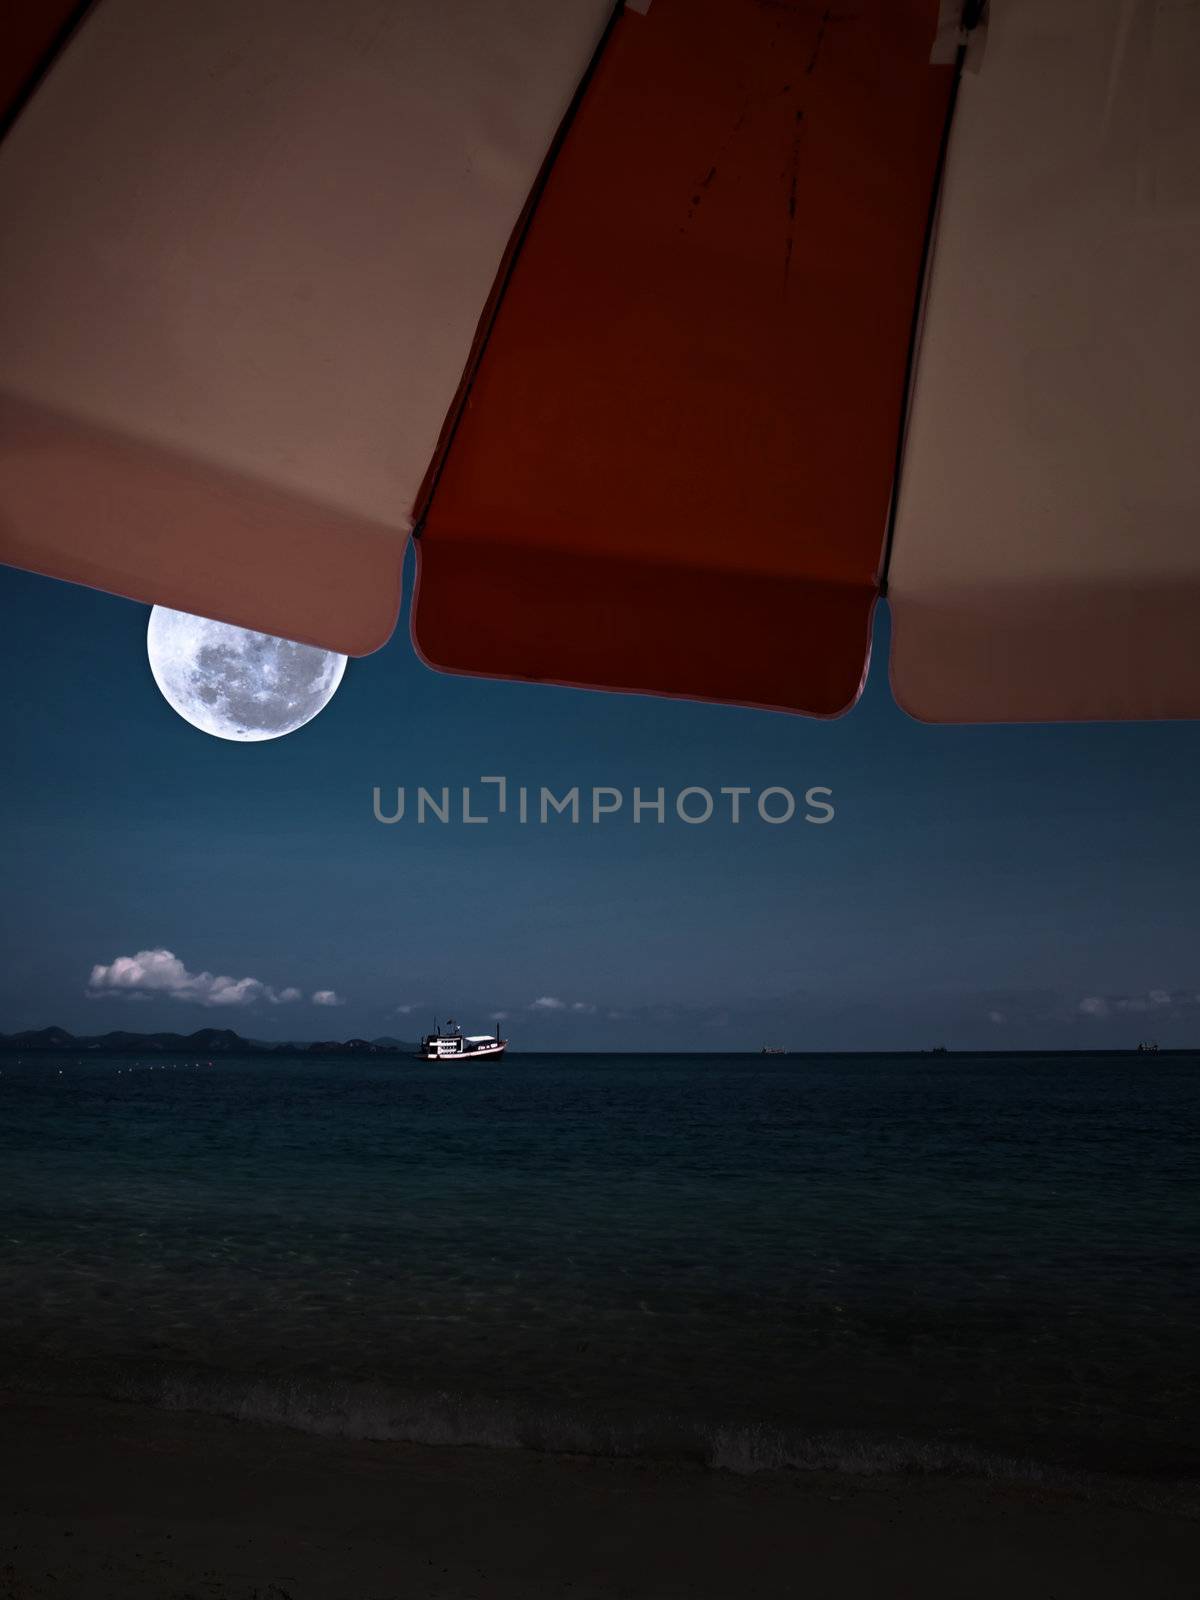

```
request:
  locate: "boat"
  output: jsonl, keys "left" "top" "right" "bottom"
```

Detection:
{"left": 760, "top": 1045, "right": 786, "bottom": 1056}
{"left": 416, "top": 1019, "right": 507, "bottom": 1062}
{"left": 1136, "top": 1040, "right": 1160, "bottom": 1055}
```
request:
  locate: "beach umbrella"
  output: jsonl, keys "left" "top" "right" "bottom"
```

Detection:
{"left": 1, "top": 0, "right": 1196, "bottom": 723}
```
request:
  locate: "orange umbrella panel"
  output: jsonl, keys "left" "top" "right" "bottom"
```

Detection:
{"left": 415, "top": 0, "right": 956, "bottom": 715}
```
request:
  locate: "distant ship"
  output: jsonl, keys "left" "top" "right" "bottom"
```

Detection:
{"left": 1135, "top": 1040, "right": 1160, "bottom": 1054}
{"left": 416, "top": 1019, "right": 507, "bottom": 1062}
{"left": 760, "top": 1045, "right": 786, "bottom": 1056}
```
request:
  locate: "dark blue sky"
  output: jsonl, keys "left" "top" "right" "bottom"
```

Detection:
{"left": 2, "top": 554, "right": 1198, "bottom": 1049}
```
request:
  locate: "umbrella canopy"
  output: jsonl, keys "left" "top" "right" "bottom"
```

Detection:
{"left": 3, "top": 0, "right": 1197, "bottom": 723}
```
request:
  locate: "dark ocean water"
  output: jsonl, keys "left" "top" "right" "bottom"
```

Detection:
{"left": 1, "top": 1051, "right": 1197, "bottom": 1482}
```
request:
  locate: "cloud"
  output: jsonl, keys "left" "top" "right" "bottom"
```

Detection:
{"left": 490, "top": 1011, "right": 509, "bottom": 1022}
{"left": 987, "top": 1010, "right": 1006, "bottom": 1024}
{"left": 393, "top": 1003, "right": 419, "bottom": 1015}
{"left": 1079, "top": 987, "right": 1194, "bottom": 1021}
{"left": 312, "top": 990, "right": 344, "bottom": 1007}
{"left": 526, "top": 1002, "right": 710, "bottom": 1026}
{"left": 1114, "top": 987, "right": 1174, "bottom": 1013}
{"left": 87, "top": 949, "right": 305, "bottom": 1008}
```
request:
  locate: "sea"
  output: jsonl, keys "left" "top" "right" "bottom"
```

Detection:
{"left": 2, "top": 1051, "right": 1197, "bottom": 1487}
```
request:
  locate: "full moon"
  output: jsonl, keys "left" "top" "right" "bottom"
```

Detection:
{"left": 146, "top": 607, "right": 347, "bottom": 742}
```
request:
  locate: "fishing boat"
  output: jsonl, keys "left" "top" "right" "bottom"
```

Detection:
{"left": 760, "top": 1045, "right": 786, "bottom": 1056}
{"left": 416, "top": 1019, "right": 506, "bottom": 1062}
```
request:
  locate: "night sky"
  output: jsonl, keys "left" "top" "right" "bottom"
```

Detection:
{"left": 2, "top": 552, "right": 1198, "bottom": 1050}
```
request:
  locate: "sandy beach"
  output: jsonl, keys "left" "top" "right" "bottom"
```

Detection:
{"left": 1, "top": 1393, "right": 1196, "bottom": 1599}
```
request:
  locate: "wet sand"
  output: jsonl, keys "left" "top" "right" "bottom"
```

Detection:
{"left": 1, "top": 1393, "right": 1196, "bottom": 1598}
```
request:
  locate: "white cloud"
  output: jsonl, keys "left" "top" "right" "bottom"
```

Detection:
{"left": 87, "top": 948, "right": 305, "bottom": 1008}
{"left": 1081, "top": 988, "right": 1193, "bottom": 1021}
{"left": 987, "top": 1010, "right": 1006, "bottom": 1024}
{"left": 312, "top": 990, "right": 344, "bottom": 1007}
{"left": 393, "top": 1003, "right": 419, "bottom": 1015}
{"left": 530, "top": 996, "right": 567, "bottom": 1011}
{"left": 490, "top": 1011, "right": 509, "bottom": 1021}
{"left": 571, "top": 1001, "right": 596, "bottom": 1014}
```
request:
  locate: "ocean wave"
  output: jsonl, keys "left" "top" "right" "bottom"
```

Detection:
{"left": 5, "top": 1358, "right": 1197, "bottom": 1514}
